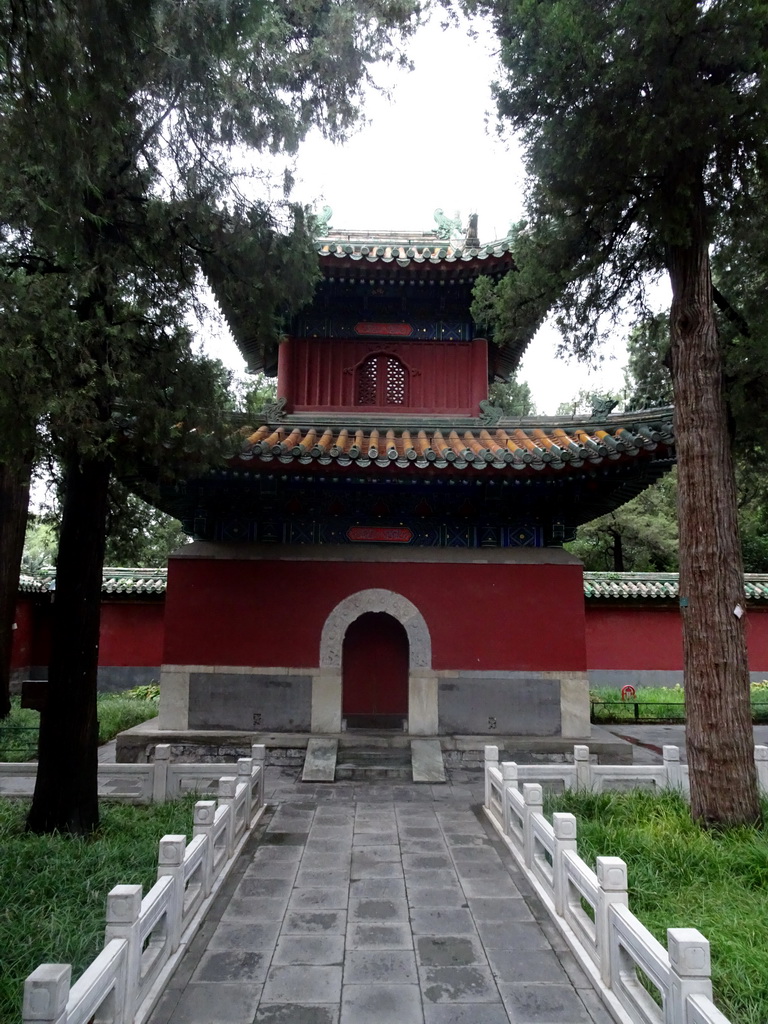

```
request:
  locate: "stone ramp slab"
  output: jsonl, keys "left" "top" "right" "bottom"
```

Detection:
{"left": 411, "top": 739, "right": 445, "bottom": 783}
{"left": 302, "top": 738, "right": 338, "bottom": 782}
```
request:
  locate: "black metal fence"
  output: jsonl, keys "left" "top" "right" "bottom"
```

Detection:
{"left": 0, "top": 725, "right": 39, "bottom": 762}
{"left": 591, "top": 700, "right": 768, "bottom": 725}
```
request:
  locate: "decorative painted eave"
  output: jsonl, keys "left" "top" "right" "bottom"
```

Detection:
{"left": 18, "top": 567, "right": 168, "bottom": 595}
{"left": 584, "top": 572, "right": 768, "bottom": 602}
{"left": 231, "top": 409, "right": 675, "bottom": 475}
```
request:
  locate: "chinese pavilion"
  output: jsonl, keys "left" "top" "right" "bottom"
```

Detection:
{"left": 151, "top": 214, "right": 675, "bottom": 745}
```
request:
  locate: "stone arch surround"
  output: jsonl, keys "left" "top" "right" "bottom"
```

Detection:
{"left": 312, "top": 589, "right": 437, "bottom": 734}
{"left": 319, "top": 588, "right": 432, "bottom": 670}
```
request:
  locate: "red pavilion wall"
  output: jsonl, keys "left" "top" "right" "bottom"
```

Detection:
{"left": 279, "top": 337, "right": 489, "bottom": 416}
{"left": 162, "top": 557, "right": 587, "bottom": 671}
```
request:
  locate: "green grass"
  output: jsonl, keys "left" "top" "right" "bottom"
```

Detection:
{"left": 590, "top": 683, "right": 768, "bottom": 723}
{"left": 0, "top": 795, "right": 198, "bottom": 1024}
{"left": 0, "top": 690, "right": 159, "bottom": 762}
{"left": 96, "top": 689, "right": 159, "bottom": 743}
{"left": 545, "top": 789, "right": 768, "bottom": 1024}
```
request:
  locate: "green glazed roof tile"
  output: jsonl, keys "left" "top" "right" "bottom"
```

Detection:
{"left": 18, "top": 568, "right": 768, "bottom": 602}
{"left": 583, "top": 572, "right": 768, "bottom": 601}
{"left": 18, "top": 567, "right": 168, "bottom": 595}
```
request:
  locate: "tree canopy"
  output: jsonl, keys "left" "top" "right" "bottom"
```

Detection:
{"left": 469, "top": 0, "right": 768, "bottom": 826}
{"left": 0, "top": 0, "right": 421, "bottom": 832}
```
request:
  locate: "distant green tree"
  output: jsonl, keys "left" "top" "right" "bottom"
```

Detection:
{"left": 567, "top": 471, "right": 679, "bottom": 573}
{"left": 488, "top": 376, "right": 536, "bottom": 416}
{"left": 241, "top": 374, "right": 279, "bottom": 418}
{"left": 104, "top": 486, "right": 189, "bottom": 568}
{"left": 468, "top": 0, "right": 768, "bottom": 826}
{"left": 623, "top": 314, "right": 674, "bottom": 411}
{"left": 21, "top": 519, "right": 58, "bottom": 573}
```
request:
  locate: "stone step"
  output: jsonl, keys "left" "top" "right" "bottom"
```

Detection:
{"left": 335, "top": 747, "right": 412, "bottom": 781}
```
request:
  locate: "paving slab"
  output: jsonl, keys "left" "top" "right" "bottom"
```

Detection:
{"left": 146, "top": 765, "right": 609, "bottom": 1024}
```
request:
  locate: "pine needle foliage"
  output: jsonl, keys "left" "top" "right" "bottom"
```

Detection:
{"left": 465, "top": 0, "right": 768, "bottom": 826}
{"left": 0, "top": 0, "right": 422, "bottom": 831}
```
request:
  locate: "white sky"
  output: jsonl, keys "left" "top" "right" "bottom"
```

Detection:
{"left": 205, "top": 13, "right": 634, "bottom": 415}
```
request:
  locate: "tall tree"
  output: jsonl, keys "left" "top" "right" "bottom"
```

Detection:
{"left": 1, "top": 0, "right": 421, "bottom": 833}
{"left": 469, "top": 0, "right": 768, "bottom": 825}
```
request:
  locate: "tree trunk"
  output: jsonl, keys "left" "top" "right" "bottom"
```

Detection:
{"left": 667, "top": 176, "right": 761, "bottom": 827}
{"left": 609, "top": 527, "right": 624, "bottom": 573}
{"left": 0, "top": 457, "right": 32, "bottom": 718}
{"left": 27, "top": 453, "right": 111, "bottom": 835}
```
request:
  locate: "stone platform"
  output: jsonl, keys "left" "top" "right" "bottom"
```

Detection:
{"left": 115, "top": 722, "right": 632, "bottom": 766}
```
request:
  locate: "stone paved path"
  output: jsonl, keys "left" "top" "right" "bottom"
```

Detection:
{"left": 148, "top": 767, "right": 613, "bottom": 1024}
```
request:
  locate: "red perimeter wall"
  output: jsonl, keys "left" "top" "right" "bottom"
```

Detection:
{"left": 12, "top": 597, "right": 164, "bottom": 670}
{"left": 162, "top": 557, "right": 587, "bottom": 671}
{"left": 585, "top": 605, "right": 768, "bottom": 671}
{"left": 13, "top": 585, "right": 768, "bottom": 675}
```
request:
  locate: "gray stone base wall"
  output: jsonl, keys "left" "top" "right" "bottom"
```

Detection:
{"left": 188, "top": 671, "right": 312, "bottom": 731}
{"left": 436, "top": 670, "right": 590, "bottom": 739}
{"left": 160, "top": 664, "right": 590, "bottom": 737}
{"left": 438, "top": 675, "right": 561, "bottom": 736}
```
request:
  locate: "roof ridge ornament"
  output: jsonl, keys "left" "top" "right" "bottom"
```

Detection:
{"left": 465, "top": 213, "right": 479, "bottom": 248}
{"left": 590, "top": 395, "right": 619, "bottom": 419}
{"left": 315, "top": 204, "right": 333, "bottom": 235}
{"left": 433, "top": 207, "right": 462, "bottom": 241}
{"left": 259, "top": 395, "right": 287, "bottom": 422}
{"left": 478, "top": 399, "right": 504, "bottom": 426}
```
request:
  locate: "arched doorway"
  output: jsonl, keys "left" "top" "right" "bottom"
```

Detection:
{"left": 342, "top": 612, "right": 409, "bottom": 728}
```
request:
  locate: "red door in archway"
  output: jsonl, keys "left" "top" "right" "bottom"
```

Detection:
{"left": 342, "top": 612, "right": 409, "bottom": 725}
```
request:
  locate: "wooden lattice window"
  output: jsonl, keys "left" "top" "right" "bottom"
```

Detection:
{"left": 357, "top": 354, "right": 408, "bottom": 406}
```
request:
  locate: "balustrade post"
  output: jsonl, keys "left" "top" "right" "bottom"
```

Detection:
{"left": 573, "top": 745, "right": 591, "bottom": 792}
{"left": 663, "top": 746, "right": 685, "bottom": 793}
{"left": 151, "top": 744, "right": 171, "bottom": 804}
{"left": 522, "top": 783, "right": 543, "bottom": 870}
{"left": 500, "top": 761, "right": 518, "bottom": 838}
{"left": 105, "top": 884, "right": 142, "bottom": 1024}
{"left": 23, "top": 965, "right": 70, "bottom": 1024}
{"left": 596, "top": 856, "right": 628, "bottom": 986}
{"left": 667, "top": 928, "right": 713, "bottom": 1024}
{"left": 193, "top": 800, "right": 216, "bottom": 896}
{"left": 218, "top": 776, "right": 237, "bottom": 859}
{"left": 157, "top": 835, "right": 186, "bottom": 952}
{"left": 552, "top": 813, "right": 577, "bottom": 917}
{"left": 237, "top": 758, "right": 253, "bottom": 824}
{"left": 484, "top": 745, "right": 499, "bottom": 809}
{"left": 754, "top": 746, "right": 768, "bottom": 796}
{"left": 251, "top": 744, "right": 266, "bottom": 807}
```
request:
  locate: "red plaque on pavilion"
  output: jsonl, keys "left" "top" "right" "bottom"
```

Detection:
{"left": 347, "top": 526, "right": 413, "bottom": 543}
{"left": 355, "top": 322, "right": 412, "bottom": 337}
